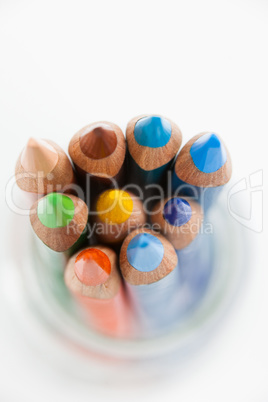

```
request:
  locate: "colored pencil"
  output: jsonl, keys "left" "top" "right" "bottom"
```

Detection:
{"left": 92, "top": 189, "right": 146, "bottom": 245}
{"left": 64, "top": 245, "right": 131, "bottom": 337}
{"left": 172, "top": 132, "right": 232, "bottom": 211}
{"left": 68, "top": 121, "right": 126, "bottom": 198}
{"left": 151, "top": 196, "right": 203, "bottom": 250}
{"left": 30, "top": 193, "right": 88, "bottom": 253}
{"left": 15, "top": 138, "right": 76, "bottom": 196}
{"left": 126, "top": 114, "right": 182, "bottom": 198}
{"left": 151, "top": 196, "right": 213, "bottom": 299}
{"left": 119, "top": 228, "right": 180, "bottom": 337}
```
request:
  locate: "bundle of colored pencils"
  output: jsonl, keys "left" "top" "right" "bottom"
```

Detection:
{"left": 15, "top": 116, "right": 232, "bottom": 338}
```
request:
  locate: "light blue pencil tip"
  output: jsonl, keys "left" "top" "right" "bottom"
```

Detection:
{"left": 134, "top": 116, "right": 172, "bottom": 148}
{"left": 190, "top": 133, "right": 227, "bottom": 173}
{"left": 127, "top": 233, "right": 164, "bottom": 272}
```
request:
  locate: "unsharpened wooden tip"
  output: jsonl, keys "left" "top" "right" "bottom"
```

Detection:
{"left": 21, "top": 138, "right": 59, "bottom": 175}
{"left": 74, "top": 248, "right": 111, "bottom": 286}
{"left": 79, "top": 123, "right": 117, "bottom": 160}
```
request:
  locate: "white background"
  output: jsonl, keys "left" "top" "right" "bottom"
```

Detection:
{"left": 0, "top": 0, "right": 267, "bottom": 401}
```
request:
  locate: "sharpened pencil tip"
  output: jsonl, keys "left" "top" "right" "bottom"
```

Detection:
{"left": 74, "top": 248, "right": 111, "bottom": 286}
{"left": 21, "top": 138, "right": 59, "bottom": 175}
{"left": 96, "top": 189, "right": 133, "bottom": 224}
{"left": 79, "top": 123, "right": 117, "bottom": 159}
{"left": 37, "top": 193, "right": 75, "bottom": 228}
{"left": 126, "top": 232, "right": 164, "bottom": 272}
{"left": 190, "top": 133, "right": 227, "bottom": 174}
{"left": 134, "top": 116, "right": 172, "bottom": 148}
{"left": 27, "top": 137, "right": 40, "bottom": 148}
{"left": 163, "top": 198, "right": 192, "bottom": 227}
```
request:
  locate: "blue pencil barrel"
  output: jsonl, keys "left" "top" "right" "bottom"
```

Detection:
{"left": 127, "top": 150, "right": 172, "bottom": 189}
{"left": 119, "top": 229, "right": 181, "bottom": 338}
{"left": 126, "top": 265, "right": 181, "bottom": 337}
{"left": 176, "top": 232, "right": 214, "bottom": 311}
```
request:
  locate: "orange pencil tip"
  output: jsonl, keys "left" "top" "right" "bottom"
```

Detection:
{"left": 74, "top": 248, "right": 111, "bottom": 286}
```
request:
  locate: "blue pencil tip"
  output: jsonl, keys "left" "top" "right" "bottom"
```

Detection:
{"left": 127, "top": 233, "right": 164, "bottom": 272}
{"left": 134, "top": 116, "right": 172, "bottom": 148}
{"left": 163, "top": 198, "right": 192, "bottom": 227}
{"left": 190, "top": 133, "right": 227, "bottom": 173}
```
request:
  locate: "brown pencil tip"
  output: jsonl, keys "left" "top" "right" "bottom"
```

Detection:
{"left": 79, "top": 123, "right": 117, "bottom": 160}
{"left": 21, "top": 138, "right": 59, "bottom": 175}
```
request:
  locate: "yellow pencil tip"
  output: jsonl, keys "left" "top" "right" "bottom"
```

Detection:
{"left": 96, "top": 190, "right": 133, "bottom": 224}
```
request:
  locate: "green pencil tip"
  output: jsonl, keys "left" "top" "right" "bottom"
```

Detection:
{"left": 37, "top": 193, "right": 75, "bottom": 228}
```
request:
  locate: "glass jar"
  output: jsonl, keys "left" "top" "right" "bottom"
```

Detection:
{"left": 2, "top": 197, "right": 249, "bottom": 383}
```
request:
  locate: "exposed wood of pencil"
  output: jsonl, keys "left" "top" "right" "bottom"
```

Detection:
{"left": 15, "top": 139, "right": 75, "bottom": 194}
{"left": 126, "top": 114, "right": 182, "bottom": 171}
{"left": 174, "top": 132, "right": 232, "bottom": 187}
{"left": 68, "top": 121, "right": 126, "bottom": 179}
{"left": 30, "top": 194, "right": 88, "bottom": 252}
{"left": 93, "top": 191, "right": 147, "bottom": 244}
{"left": 151, "top": 197, "right": 204, "bottom": 250}
{"left": 119, "top": 228, "right": 178, "bottom": 285}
